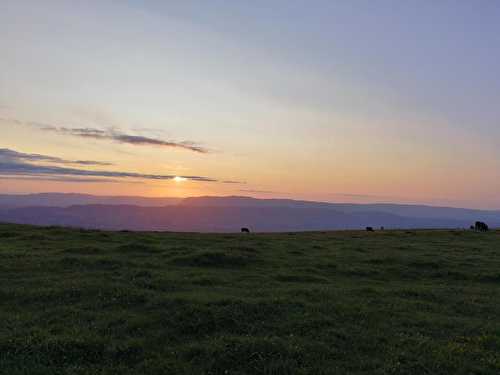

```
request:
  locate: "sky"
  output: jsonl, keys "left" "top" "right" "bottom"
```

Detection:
{"left": 1, "top": 0, "right": 500, "bottom": 209}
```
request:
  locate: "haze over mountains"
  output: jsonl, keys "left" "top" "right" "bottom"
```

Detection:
{"left": 0, "top": 193, "right": 182, "bottom": 208}
{"left": 0, "top": 193, "right": 499, "bottom": 232}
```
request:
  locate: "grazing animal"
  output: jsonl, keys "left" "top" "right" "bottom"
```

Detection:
{"left": 366, "top": 227, "right": 374, "bottom": 232}
{"left": 241, "top": 227, "right": 250, "bottom": 233}
{"left": 380, "top": 226, "right": 385, "bottom": 231}
{"left": 470, "top": 225, "right": 475, "bottom": 230}
{"left": 474, "top": 221, "right": 489, "bottom": 232}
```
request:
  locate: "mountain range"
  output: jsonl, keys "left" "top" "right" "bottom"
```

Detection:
{"left": 0, "top": 193, "right": 499, "bottom": 232}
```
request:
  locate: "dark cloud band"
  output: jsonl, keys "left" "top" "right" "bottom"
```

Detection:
{"left": 25, "top": 121, "right": 209, "bottom": 153}
{"left": 0, "top": 148, "right": 217, "bottom": 182}
{"left": 0, "top": 161, "right": 216, "bottom": 182}
{"left": 0, "top": 175, "right": 142, "bottom": 184}
{"left": 0, "top": 148, "right": 112, "bottom": 166}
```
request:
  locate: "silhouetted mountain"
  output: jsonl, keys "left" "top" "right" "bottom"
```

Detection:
{"left": 0, "top": 193, "right": 182, "bottom": 208}
{"left": 0, "top": 204, "right": 491, "bottom": 232}
{"left": 179, "top": 196, "right": 328, "bottom": 208}
{"left": 182, "top": 196, "right": 500, "bottom": 225}
{"left": 0, "top": 194, "right": 499, "bottom": 232}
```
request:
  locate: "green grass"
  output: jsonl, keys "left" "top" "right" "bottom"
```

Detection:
{"left": 1, "top": 223, "right": 500, "bottom": 374}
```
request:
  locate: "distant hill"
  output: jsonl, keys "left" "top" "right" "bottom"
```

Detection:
{"left": 0, "top": 193, "right": 499, "bottom": 231}
{"left": 0, "top": 193, "right": 182, "bottom": 208}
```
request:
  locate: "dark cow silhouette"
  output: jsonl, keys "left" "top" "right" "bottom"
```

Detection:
{"left": 380, "top": 226, "right": 385, "bottom": 231}
{"left": 474, "top": 221, "right": 489, "bottom": 232}
{"left": 241, "top": 227, "right": 250, "bottom": 233}
{"left": 366, "top": 226, "right": 374, "bottom": 232}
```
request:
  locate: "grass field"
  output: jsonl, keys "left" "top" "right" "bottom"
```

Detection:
{"left": 1, "top": 223, "right": 500, "bottom": 374}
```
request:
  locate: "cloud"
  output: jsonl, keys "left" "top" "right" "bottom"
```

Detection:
{"left": 0, "top": 175, "right": 142, "bottom": 184}
{"left": 0, "top": 148, "right": 217, "bottom": 182}
{"left": 222, "top": 180, "right": 245, "bottom": 184}
{"left": 46, "top": 126, "right": 209, "bottom": 153}
{"left": 0, "top": 161, "right": 216, "bottom": 182}
{"left": 0, "top": 148, "right": 112, "bottom": 166}
{"left": 239, "top": 189, "right": 282, "bottom": 194}
{"left": 331, "top": 193, "right": 401, "bottom": 199}
{"left": 1, "top": 117, "right": 211, "bottom": 154}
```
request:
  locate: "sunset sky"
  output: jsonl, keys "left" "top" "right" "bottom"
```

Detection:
{"left": 1, "top": 1, "right": 499, "bottom": 209}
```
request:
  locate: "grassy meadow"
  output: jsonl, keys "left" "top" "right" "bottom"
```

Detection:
{"left": 1, "top": 223, "right": 500, "bottom": 374}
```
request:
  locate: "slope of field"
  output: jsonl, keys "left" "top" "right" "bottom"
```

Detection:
{"left": 1, "top": 224, "right": 500, "bottom": 374}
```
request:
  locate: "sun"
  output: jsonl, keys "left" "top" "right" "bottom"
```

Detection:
{"left": 173, "top": 176, "right": 187, "bottom": 182}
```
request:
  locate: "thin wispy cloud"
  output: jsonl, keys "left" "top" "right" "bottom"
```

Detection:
{"left": 0, "top": 148, "right": 217, "bottom": 182}
{"left": 0, "top": 148, "right": 112, "bottom": 166}
{"left": 331, "top": 192, "right": 411, "bottom": 200}
{"left": 240, "top": 189, "right": 282, "bottom": 194}
{"left": 1, "top": 117, "right": 210, "bottom": 154}
{"left": 0, "top": 175, "right": 142, "bottom": 184}
{"left": 41, "top": 125, "right": 210, "bottom": 153}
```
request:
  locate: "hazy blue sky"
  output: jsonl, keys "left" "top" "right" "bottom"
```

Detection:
{"left": 1, "top": 1, "right": 499, "bottom": 208}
